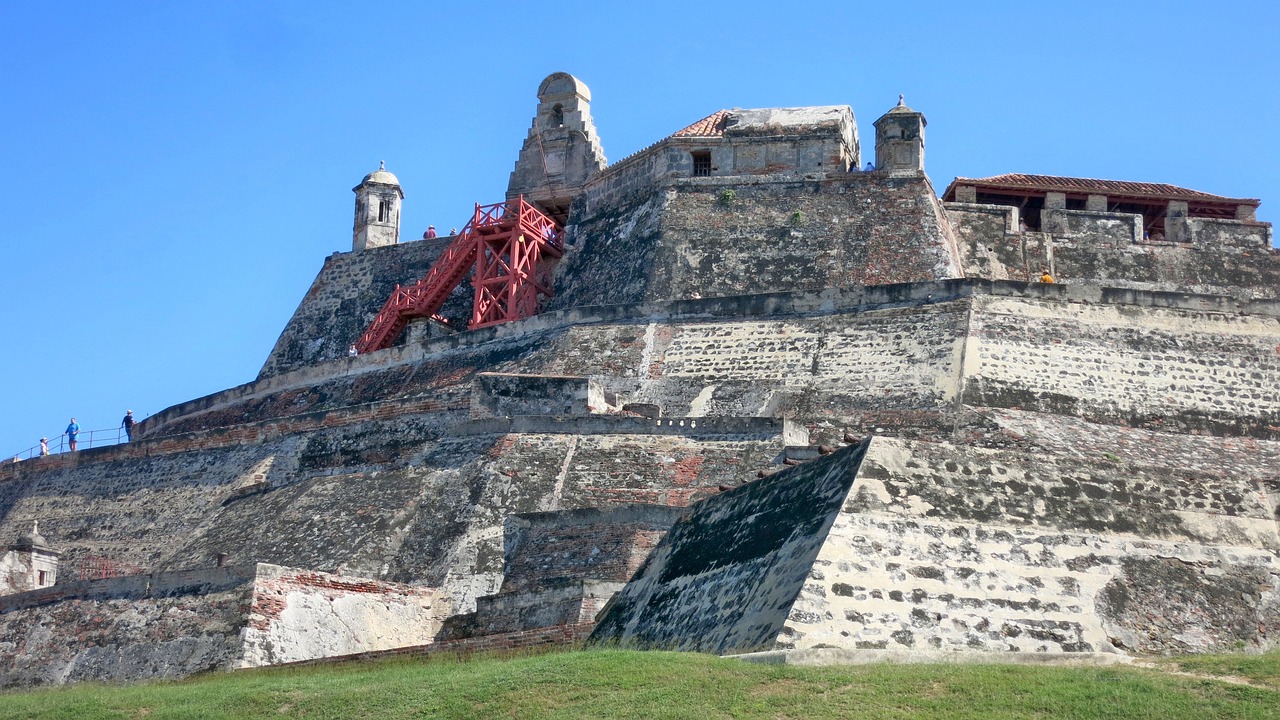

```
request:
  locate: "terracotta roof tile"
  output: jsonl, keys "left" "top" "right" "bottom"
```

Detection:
{"left": 672, "top": 110, "right": 731, "bottom": 138}
{"left": 951, "top": 173, "right": 1257, "bottom": 206}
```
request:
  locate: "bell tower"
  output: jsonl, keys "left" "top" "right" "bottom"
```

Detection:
{"left": 352, "top": 162, "right": 404, "bottom": 251}
{"left": 506, "top": 72, "right": 607, "bottom": 224}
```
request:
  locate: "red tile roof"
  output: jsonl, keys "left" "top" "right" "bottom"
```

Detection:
{"left": 947, "top": 173, "right": 1258, "bottom": 206}
{"left": 672, "top": 110, "right": 731, "bottom": 138}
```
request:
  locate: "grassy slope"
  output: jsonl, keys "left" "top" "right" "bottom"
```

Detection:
{"left": 0, "top": 650, "right": 1277, "bottom": 720}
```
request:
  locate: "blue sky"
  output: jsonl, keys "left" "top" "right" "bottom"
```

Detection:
{"left": 2, "top": 1, "right": 1277, "bottom": 453}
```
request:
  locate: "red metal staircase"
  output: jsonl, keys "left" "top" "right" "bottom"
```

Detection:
{"left": 355, "top": 196, "right": 563, "bottom": 353}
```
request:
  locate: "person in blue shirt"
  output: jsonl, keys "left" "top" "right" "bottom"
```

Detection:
{"left": 66, "top": 418, "right": 80, "bottom": 452}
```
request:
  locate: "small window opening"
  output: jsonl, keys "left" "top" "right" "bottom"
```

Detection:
{"left": 550, "top": 104, "right": 564, "bottom": 128}
{"left": 691, "top": 151, "right": 712, "bottom": 177}
{"left": 378, "top": 199, "right": 389, "bottom": 223}
{"left": 37, "top": 570, "right": 47, "bottom": 586}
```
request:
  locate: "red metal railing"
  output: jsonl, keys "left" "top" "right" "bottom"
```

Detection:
{"left": 355, "top": 196, "right": 563, "bottom": 353}
{"left": 76, "top": 555, "right": 145, "bottom": 581}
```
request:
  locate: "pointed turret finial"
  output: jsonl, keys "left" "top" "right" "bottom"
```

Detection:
{"left": 897, "top": 94, "right": 905, "bottom": 107}
{"left": 379, "top": 160, "right": 385, "bottom": 171}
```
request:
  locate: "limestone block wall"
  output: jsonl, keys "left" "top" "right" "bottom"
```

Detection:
{"left": 0, "top": 438, "right": 307, "bottom": 574}
{"left": 259, "top": 237, "right": 473, "bottom": 379}
{"left": 142, "top": 288, "right": 973, "bottom": 446}
{"left": 56, "top": 280, "right": 1280, "bottom": 466}
{"left": 241, "top": 564, "right": 445, "bottom": 667}
{"left": 142, "top": 281, "right": 1278, "bottom": 450}
{"left": 948, "top": 202, "right": 1280, "bottom": 297}
{"left": 594, "top": 434, "right": 1279, "bottom": 657}
{"left": 963, "top": 294, "right": 1280, "bottom": 438}
{"left": 470, "top": 373, "right": 607, "bottom": 419}
{"left": 946, "top": 204, "right": 1030, "bottom": 281}
{"left": 550, "top": 175, "right": 961, "bottom": 312}
{"left": 590, "top": 441, "right": 870, "bottom": 654}
{"left": 0, "top": 566, "right": 256, "bottom": 688}
{"left": 779, "top": 437, "right": 1280, "bottom": 655}
{"left": 0, "top": 563, "right": 450, "bottom": 687}
{"left": 633, "top": 302, "right": 968, "bottom": 434}
{"left": 554, "top": 187, "right": 670, "bottom": 311}
{"left": 0, "top": 410, "right": 787, "bottom": 615}
{"left": 1188, "top": 217, "right": 1274, "bottom": 250}
{"left": 960, "top": 407, "right": 1280, "bottom": 487}
{"left": 500, "top": 506, "right": 685, "bottom": 594}
{"left": 445, "top": 580, "right": 621, "bottom": 640}
{"left": 1041, "top": 208, "right": 1142, "bottom": 245}
{"left": 577, "top": 105, "right": 855, "bottom": 216}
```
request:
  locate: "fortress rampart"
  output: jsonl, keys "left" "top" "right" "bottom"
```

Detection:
{"left": 2, "top": 73, "right": 1277, "bottom": 686}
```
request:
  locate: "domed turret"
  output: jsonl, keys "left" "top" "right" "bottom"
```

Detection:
{"left": 352, "top": 161, "right": 404, "bottom": 251}
{"left": 13, "top": 521, "right": 52, "bottom": 552}
{"left": 873, "top": 94, "right": 927, "bottom": 177}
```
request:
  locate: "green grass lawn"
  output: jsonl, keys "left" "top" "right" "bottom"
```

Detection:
{"left": 1156, "top": 651, "right": 1280, "bottom": 690}
{"left": 0, "top": 649, "right": 1277, "bottom": 720}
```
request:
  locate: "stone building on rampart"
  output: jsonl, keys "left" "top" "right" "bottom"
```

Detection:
{"left": 0, "top": 73, "right": 1277, "bottom": 686}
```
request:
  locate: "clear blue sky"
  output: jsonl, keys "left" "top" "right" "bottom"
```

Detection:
{"left": 2, "top": 1, "right": 1277, "bottom": 454}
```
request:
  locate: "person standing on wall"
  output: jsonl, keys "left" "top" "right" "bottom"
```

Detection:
{"left": 66, "top": 418, "right": 80, "bottom": 452}
{"left": 39, "top": 437, "right": 49, "bottom": 456}
{"left": 423, "top": 226, "right": 437, "bottom": 239}
{"left": 121, "top": 410, "right": 135, "bottom": 441}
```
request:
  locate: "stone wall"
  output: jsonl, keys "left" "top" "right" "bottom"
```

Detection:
{"left": 0, "top": 563, "right": 450, "bottom": 687}
{"left": 594, "top": 435, "right": 1280, "bottom": 657}
{"left": 470, "top": 373, "right": 607, "bottom": 419}
{"left": 0, "top": 411, "right": 787, "bottom": 614}
{"left": 948, "top": 202, "right": 1280, "bottom": 298}
{"left": 137, "top": 283, "right": 980, "bottom": 445}
{"left": 962, "top": 294, "right": 1280, "bottom": 438}
{"left": 779, "top": 436, "right": 1280, "bottom": 655}
{"left": 442, "top": 580, "right": 620, "bottom": 641}
{"left": 260, "top": 151, "right": 961, "bottom": 383}
{"left": 575, "top": 106, "right": 856, "bottom": 217}
{"left": 136, "top": 281, "right": 1280, "bottom": 454}
{"left": 241, "top": 564, "right": 445, "bottom": 667}
{"left": 590, "top": 440, "right": 870, "bottom": 654}
{"left": 0, "top": 566, "right": 256, "bottom": 688}
{"left": 500, "top": 506, "right": 685, "bottom": 594}
{"left": 551, "top": 175, "right": 962, "bottom": 312}
{"left": 259, "top": 237, "right": 473, "bottom": 379}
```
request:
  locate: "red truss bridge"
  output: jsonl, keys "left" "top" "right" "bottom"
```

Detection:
{"left": 356, "top": 196, "right": 564, "bottom": 354}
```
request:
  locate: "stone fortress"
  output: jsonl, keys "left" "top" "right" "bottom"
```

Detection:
{"left": 0, "top": 72, "right": 1277, "bottom": 686}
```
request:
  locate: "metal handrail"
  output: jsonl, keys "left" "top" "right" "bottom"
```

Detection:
{"left": 7, "top": 425, "right": 134, "bottom": 463}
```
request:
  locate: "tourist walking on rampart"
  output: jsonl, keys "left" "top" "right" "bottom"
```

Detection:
{"left": 121, "top": 410, "right": 135, "bottom": 441}
{"left": 39, "top": 437, "right": 49, "bottom": 456}
{"left": 66, "top": 418, "right": 80, "bottom": 451}
{"left": 423, "top": 225, "right": 437, "bottom": 239}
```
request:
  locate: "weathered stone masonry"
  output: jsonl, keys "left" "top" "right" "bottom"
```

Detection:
{"left": 2, "top": 73, "right": 1278, "bottom": 685}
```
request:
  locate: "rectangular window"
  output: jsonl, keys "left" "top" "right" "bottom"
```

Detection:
{"left": 692, "top": 151, "right": 712, "bottom": 177}
{"left": 38, "top": 570, "right": 47, "bottom": 586}
{"left": 378, "top": 200, "right": 388, "bottom": 222}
